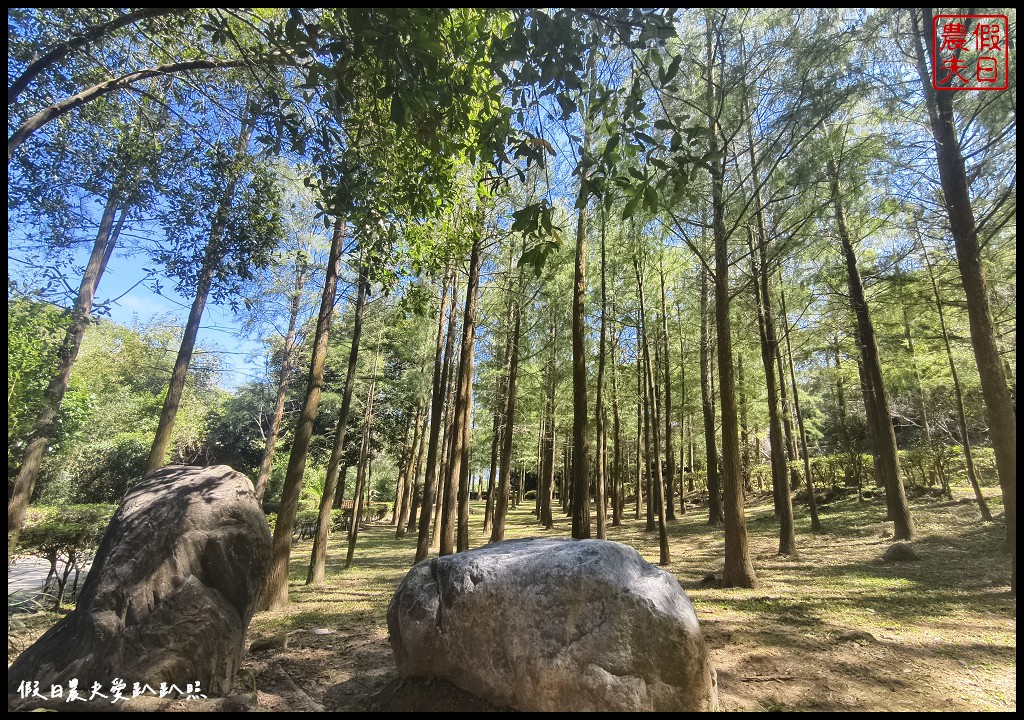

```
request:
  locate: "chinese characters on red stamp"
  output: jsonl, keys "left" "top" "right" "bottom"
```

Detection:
{"left": 933, "top": 14, "right": 1009, "bottom": 90}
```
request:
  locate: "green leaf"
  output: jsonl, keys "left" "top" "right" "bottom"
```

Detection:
{"left": 556, "top": 94, "right": 577, "bottom": 120}
{"left": 622, "top": 195, "right": 640, "bottom": 220}
{"left": 662, "top": 54, "right": 683, "bottom": 84}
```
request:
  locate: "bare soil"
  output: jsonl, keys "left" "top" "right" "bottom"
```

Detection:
{"left": 9, "top": 486, "right": 1016, "bottom": 712}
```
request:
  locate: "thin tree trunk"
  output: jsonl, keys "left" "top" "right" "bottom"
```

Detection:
{"left": 392, "top": 412, "right": 415, "bottom": 525}
{"left": 659, "top": 254, "right": 677, "bottom": 522}
{"left": 833, "top": 338, "right": 853, "bottom": 490}
{"left": 643, "top": 351, "right": 655, "bottom": 532}
{"left": 307, "top": 261, "right": 368, "bottom": 584}
{"left": 610, "top": 310, "right": 623, "bottom": 526}
{"left": 636, "top": 259, "right": 670, "bottom": 564}
{"left": 397, "top": 400, "right": 425, "bottom": 537}
{"left": 737, "top": 335, "right": 750, "bottom": 497}
{"left": 595, "top": 209, "right": 609, "bottom": 539}
{"left": 259, "top": 216, "right": 345, "bottom": 610}
{"left": 449, "top": 228, "right": 483, "bottom": 554}
{"left": 747, "top": 227, "right": 796, "bottom": 553}
{"left": 921, "top": 243, "right": 992, "bottom": 522}
{"left": 913, "top": 8, "right": 1014, "bottom": 592}
{"left": 635, "top": 355, "right": 644, "bottom": 521}
{"left": 778, "top": 280, "right": 820, "bottom": 531}
{"left": 146, "top": 109, "right": 255, "bottom": 473}
{"left": 491, "top": 286, "right": 522, "bottom": 542}
{"left": 8, "top": 57, "right": 258, "bottom": 164}
{"left": 345, "top": 330, "right": 385, "bottom": 569}
{"left": 415, "top": 270, "right": 455, "bottom": 562}
{"left": 483, "top": 373, "right": 504, "bottom": 532}
{"left": 828, "top": 155, "right": 915, "bottom": 541}
{"left": 707, "top": 16, "right": 758, "bottom": 586}
{"left": 541, "top": 312, "right": 557, "bottom": 529}
{"left": 776, "top": 343, "right": 802, "bottom": 491}
{"left": 485, "top": 260, "right": 516, "bottom": 533}
{"left": 8, "top": 194, "right": 123, "bottom": 557}
{"left": 675, "top": 297, "right": 690, "bottom": 514}
{"left": 699, "top": 264, "right": 723, "bottom": 526}
{"left": 406, "top": 407, "right": 428, "bottom": 534}
{"left": 254, "top": 259, "right": 308, "bottom": 501}
{"left": 433, "top": 348, "right": 459, "bottom": 550}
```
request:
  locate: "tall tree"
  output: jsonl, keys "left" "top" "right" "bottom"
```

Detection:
{"left": 635, "top": 257, "right": 671, "bottom": 564}
{"left": 345, "top": 326, "right": 385, "bottom": 569}
{"left": 307, "top": 260, "right": 369, "bottom": 584}
{"left": 415, "top": 270, "right": 456, "bottom": 563}
{"left": 147, "top": 103, "right": 281, "bottom": 472}
{"left": 910, "top": 8, "right": 1015, "bottom": 593}
{"left": 259, "top": 216, "right": 345, "bottom": 611}
{"left": 827, "top": 153, "right": 915, "bottom": 541}
{"left": 706, "top": 14, "right": 759, "bottom": 587}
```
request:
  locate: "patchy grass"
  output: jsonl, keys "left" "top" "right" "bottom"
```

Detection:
{"left": 9, "top": 483, "right": 1015, "bottom": 712}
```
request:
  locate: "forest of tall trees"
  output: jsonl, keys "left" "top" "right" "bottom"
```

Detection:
{"left": 8, "top": 5, "right": 1016, "bottom": 622}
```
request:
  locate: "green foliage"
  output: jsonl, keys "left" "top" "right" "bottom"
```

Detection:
{"left": 42, "top": 434, "right": 151, "bottom": 505}
{"left": 18, "top": 504, "right": 115, "bottom": 610}
{"left": 26, "top": 316, "right": 224, "bottom": 504}
{"left": 7, "top": 297, "right": 89, "bottom": 474}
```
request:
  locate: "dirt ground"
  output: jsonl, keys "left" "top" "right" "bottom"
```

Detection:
{"left": 8, "top": 487, "right": 1016, "bottom": 712}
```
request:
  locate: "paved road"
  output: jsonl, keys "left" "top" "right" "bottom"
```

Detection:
{"left": 8, "top": 557, "right": 90, "bottom": 606}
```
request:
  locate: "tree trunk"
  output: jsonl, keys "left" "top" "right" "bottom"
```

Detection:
{"left": 483, "top": 347, "right": 505, "bottom": 533}
{"left": 406, "top": 406, "right": 429, "bottom": 534}
{"left": 779, "top": 280, "right": 820, "bottom": 531}
{"left": 415, "top": 270, "right": 456, "bottom": 562}
{"left": 610, "top": 308, "right": 623, "bottom": 526}
{"left": 747, "top": 228, "right": 796, "bottom": 554}
{"left": 635, "top": 356, "right": 644, "bottom": 521}
{"left": 833, "top": 338, "right": 853, "bottom": 490}
{"left": 147, "top": 111, "right": 255, "bottom": 473}
{"left": 707, "top": 17, "right": 758, "bottom": 586}
{"left": 921, "top": 243, "right": 992, "bottom": 522}
{"left": 259, "top": 216, "right": 345, "bottom": 610}
{"left": 699, "top": 264, "right": 723, "bottom": 526}
{"left": 912, "top": 8, "right": 1014, "bottom": 592}
{"left": 254, "top": 259, "right": 308, "bottom": 501}
{"left": 307, "top": 261, "right": 368, "bottom": 584}
{"left": 594, "top": 211, "right": 609, "bottom": 539}
{"left": 449, "top": 228, "right": 483, "bottom": 554}
{"left": 737, "top": 340, "right": 750, "bottom": 497}
{"left": 829, "top": 155, "right": 915, "bottom": 541}
{"left": 659, "top": 254, "right": 677, "bottom": 522}
{"left": 490, "top": 286, "right": 522, "bottom": 542}
{"left": 643, "top": 351, "right": 655, "bottom": 532}
{"left": 397, "top": 400, "right": 425, "bottom": 537}
{"left": 636, "top": 259, "right": 671, "bottom": 564}
{"left": 392, "top": 412, "right": 414, "bottom": 525}
{"left": 433, "top": 339, "right": 460, "bottom": 551}
{"left": 8, "top": 194, "right": 123, "bottom": 557}
{"left": 345, "top": 331, "right": 384, "bottom": 569}
{"left": 675, "top": 298, "right": 690, "bottom": 514}
{"left": 541, "top": 313, "right": 557, "bottom": 529}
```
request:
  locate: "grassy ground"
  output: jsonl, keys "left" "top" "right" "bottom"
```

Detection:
{"left": 9, "top": 483, "right": 1016, "bottom": 711}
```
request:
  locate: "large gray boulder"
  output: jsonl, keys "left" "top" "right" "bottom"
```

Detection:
{"left": 8, "top": 465, "right": 271, "bottom": 701}
{"left": 387, "top": 538, "right": 718, "bottom": 712}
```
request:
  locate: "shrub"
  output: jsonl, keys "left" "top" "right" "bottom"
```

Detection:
{"left": 18, "top": 504, "right": 115, "bottom": 610}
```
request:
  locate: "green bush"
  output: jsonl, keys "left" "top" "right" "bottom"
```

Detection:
{"left": 362, "top": 502, "right": 390, "bottom": 523}
{"left": 44, "top": 434, "right": 151, "bottom": 505}
{"left": 524, "top": 490, "right": 537, "bottom": 501}
{"left": 18, "top": 504, "right": 115, "bottom": 609}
